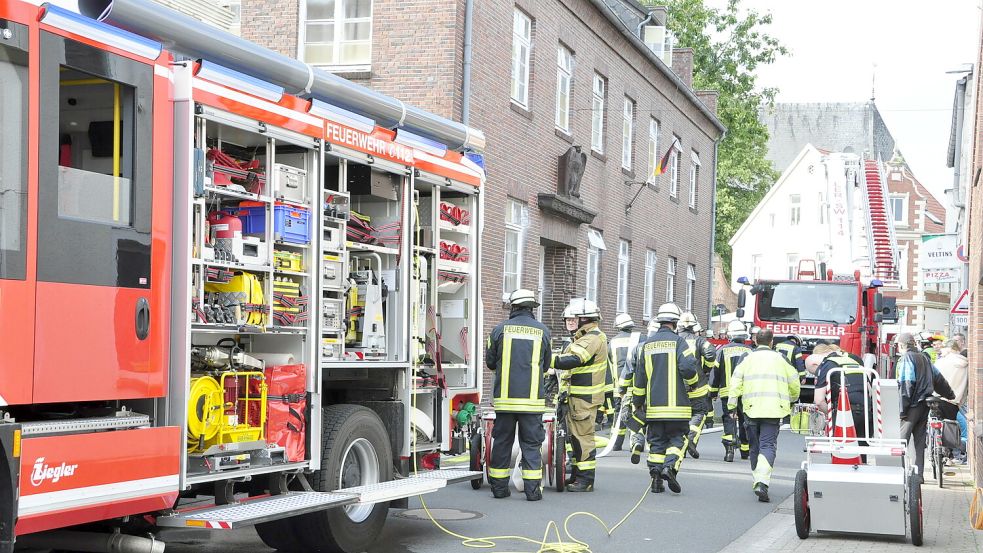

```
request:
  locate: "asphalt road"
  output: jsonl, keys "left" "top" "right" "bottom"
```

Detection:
{"left": 158, "top": 430, "right": 806, "bottom": 553}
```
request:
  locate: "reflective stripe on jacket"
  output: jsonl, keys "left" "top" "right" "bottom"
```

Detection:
{"left": 775, "top": 341, "right": 806, "bottom": 375}
{"left": 610, "top": 330, "right": 641, "bottom": 389}
{"left": 727, "top": 346, "right": 801, "bottom": 419}
{"left": 486, "top": 309, "right": 552, "bottom": 412}
{"left": 631, "top": 327, "right": 699, "bottom": 421}
{"left": 712, "top": 340, "right": 752, "bottom": 397}
{"left": 679, "top": 331, "right": 718, "bottom": 375}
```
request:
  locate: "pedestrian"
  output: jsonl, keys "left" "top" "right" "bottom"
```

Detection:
{"left": 551, "top": 298, "right": 609, "bottom": 492}
{"left": 895, "top": 333, "right": 954, "bottom": 482}
{"left": 934, "top": 340, "right": 968, "bottom": 461}
{"left": 775, "top": 335, "right": 806, "bottom": 378}
{"left": 677, "top": 312, "right": 716, "bottom": 459}
{"left": 609, "top": 314, "right": 642, "bottom": 451}
{"left": 713, "top": 320, "right": 753, "bottom": 461}
{"left": 727, "top": 329, "right": 800, "bottom": 502}
{"left": 952, "top": 332, "right": 968, "bottom": 357}
{"left": 485, "top": 290, "right": 552, "bottom": 501}
{"left": 631, "top": 303, "right": 699, "bottom": 494}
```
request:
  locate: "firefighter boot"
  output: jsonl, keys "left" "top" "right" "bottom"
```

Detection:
{"left": 526, "top": 487, "right": 543, "bottom": 502}
{"left": 567, "top": 480, "right": 593, "bottom": 492}
{"left": 650, "top": 475, "right": 664, "bottom": 494}
{"left": 753, "top": 483, "right": 770, "bottom": 503}
{"left": 661, "top": 467, "right": 681, "bottom": 494}
{"left": 724, "top": 443, "right": 735, "bottom": 463}
{"left": 630, "top": 442, "right": 644, "bottom": 465}
{"left": 492, "top": 486, "right": 511, "bottom": 499}
{"left": 686, "top": 432, "right": 700, "bottom": 459}
{"left": 740, "top": 446, "right": 750, "bottom": 461}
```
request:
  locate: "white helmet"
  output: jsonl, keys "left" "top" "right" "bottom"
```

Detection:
{"left": 508, "top": 288, "right": 539, "bottom": 307}
{"left": 565, "top": 297, "right": 601, "bottom": 320}
{"left": 647, "top": 318, "right": 660, "bottom": 333}
{"left": 727, "top": 320, "right": 748, "bottom": 338}
{"left": 678, "top": 312, "right": 698, "bottom": 330}
{"left": 751, "top": 326, "right": 762, "bottom": 336}
{"left": 562, "top": 305, "right": 575, "bottom": 319}
{"left": 614, "top": 313, "right": 634, "bottom": 330}
{"left": 656, "top": 303, "right": 681, "bottom": 323}
{"left": 693, "top": 322, "right": 704, "bottom": 333}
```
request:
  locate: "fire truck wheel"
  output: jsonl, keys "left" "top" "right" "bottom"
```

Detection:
{"left": 469, "top": 432, "right": 483, "bottom": 490}
{"left": 295, "top": 404, "right": 393, "bottom": 553}
{"left": 255, "top": 475, "right": 306, "bottom": 552}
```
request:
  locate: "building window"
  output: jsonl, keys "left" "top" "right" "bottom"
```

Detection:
{"left": 646, "top": 118, "right": 659, "bottom": 183}
{"left": 890, "top": 194, "right": 907, "bottom": 226}
{"left": 617, "top": 240, "right": 631, "bottom": 313}
{"left": 503, "top": 198, "right": 528, "bottom": 295}
{"left": 769, "top": 213, "right": 775, "bottom": 228}
{"left": 669, "top": 135, "right": 680, "bottom": 198}
{"left": 302, "top": 0, "right": 372, "bottom": 68}
{"left": 787, "top": 254, "right": 799, "bottom": 279}
{"left": 644, "top": 249, "right": 657, "bottom": 320}
{"left": 686, "top": 264, "right": 696, "bottom": 312}
{"left": 586, "top": 229, "right": 606, "bottom": 302}
{"left": 751, "top": 254, "right": 762, "bottom": 281}
{"left": 818, "top": 192, "right": 825, "bottom": 224}
{"left": 689, "top": 151, "right": 700, "bottom": 208}
{"left": 622, "top": 97, "right": 634, "bottom": 170}
{"left": 790, "top": 194, "right": 801, "bottom": 226}
{"left": 666, "top": 256, "right": 676, "bottom": 302}
{"left": 591, "top": 74, "right": 605, "bottom": 153}
{"left": 510, "top": 8, "right": 532, "bottom": 108}
{"left": 555, "top": 45, "right": 573, "bottom": 132}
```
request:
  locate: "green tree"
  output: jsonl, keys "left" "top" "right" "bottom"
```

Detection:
{"left": 646, "top": 0, "right": 787, "bottom": 279}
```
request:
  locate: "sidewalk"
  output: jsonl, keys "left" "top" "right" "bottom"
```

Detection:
{"left": 719, "top": 462, "right": 982, "bottom": 552}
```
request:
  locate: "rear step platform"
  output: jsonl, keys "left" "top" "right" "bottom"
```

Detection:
{"left": 156, "top": 469, "right": 483, "bottom": 529}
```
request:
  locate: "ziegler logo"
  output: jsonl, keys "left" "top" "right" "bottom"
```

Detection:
{"left": 30, "top": 457, "right": 79, "bottom": 487}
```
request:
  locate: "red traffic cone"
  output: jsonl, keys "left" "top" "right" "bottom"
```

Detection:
{"left": 831, "top": 386, "right": 862, "bottom": 465}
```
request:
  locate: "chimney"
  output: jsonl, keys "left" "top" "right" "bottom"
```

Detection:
{"left": 671, "top": 48, "right": 693, "bottom": 87}
{"left": 650, "top": 6, "right": 668, "bottom": 26}
{"left": 695, "top": 90, "right": 719, "bottom": 115}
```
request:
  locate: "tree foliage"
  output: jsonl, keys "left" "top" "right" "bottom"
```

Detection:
{"left": 646, "top": 0, "right": 787, "bottom": 279}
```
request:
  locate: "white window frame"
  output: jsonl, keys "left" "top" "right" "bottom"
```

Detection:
{"left": 751, "top": 254, "right": 762, "bottom": 281}
{"left": 300, "top": 0, "right": 373, "bottom": 71}
{"left": 644, "top": 249, "right": 657, "bottom": 320}
{"left": 503, "top": 198, "right": 529, "bottom": 296}
{"left": 646, "top": 118, "right": 659, "bottom": 183}
{"left": 669, "top": 136, "right": 681, "bottom": 198}
{"left": 555, "top": 45, "right": 573, "bottom": 132}
{"left": 510, "top": 8, "right": 532, "bottom": 108}
{"left": 890, "top": 193, "right": 908, "bottom": 226}
{"left": 666, "top": 256, "right": 676, "bottom": 302}
{"left": 790, "top": 194, "right": 801, "bottom": 226}
{"left": 622, "top": 97, "right": 634, "bottom": 170}
{"left": 686, "top": 263, "right": 696, "bottom": 312}
{"left": 787, "top": 253, "right": 799, "bottom": 280}
{"left": 617, "top": 240, "right": 631, "bottom": 314}
{"left": 591, "top": 74, "right": 605, "bottom": 153}
{"left": 689, "top": 150, "right": 700, "bottom": 208}
{"left": 769, "top": 213, "right": 775, "bottom": 228}
{"left": 586, "top": 229, "right": 605, "bottom": 303}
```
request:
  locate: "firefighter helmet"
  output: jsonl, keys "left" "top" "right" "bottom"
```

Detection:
{"left": 614, "top": 313, "right": 634, "bottom": 330}
{"left": 565, "top": 298, "right": 601, "bottom": 320}
{"left": 678, "top": 312, "right": 698, "bottom": 330}
{"left": 508, "top": 288, "right": 539, "bottom": 307}
{"left": 726, "top": 320, "right": 748, "bottom": 338}
{"left": 694, "top": 322, "right": 704, "bottom": 334}
{"left": 655, "top": 303, "right": 682, "bottom": 323}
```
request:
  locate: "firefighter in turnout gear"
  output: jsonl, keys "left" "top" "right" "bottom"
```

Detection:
{"left": 551, "top": 298, "right": 609, "bottom": 492}
{"left": 677, "top": 312, "right": 716, "bottom": 460}
{"left": 485, "top": 289, "right": 552, "bottom": 501}
{"left": 610, "top": 313, "right": 642, "bottom": 451}
{"left": 631, "top": 303, "right": 699, "bottom": 494}
{"left": 627, "top": 319, "right": 659, "bottom": 464}
{"left": 775, "top": 335, "right": 806, "bottom": 377}
{"left": 727, "top": 329, "right": 800, "bottom": 502}
{"left": 713, "top": 320, "right": 753, "bottom": 462}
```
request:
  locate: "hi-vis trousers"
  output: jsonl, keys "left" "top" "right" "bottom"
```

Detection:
{"left": 567, "top": 397, "right": 598, "bottom": 484}
{"left": 745, "top": 418, "right": 781, "bottom": 487}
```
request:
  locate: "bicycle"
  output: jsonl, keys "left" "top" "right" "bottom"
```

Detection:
{"left": 925, "top": 397, "right": 950, "bottom": 488}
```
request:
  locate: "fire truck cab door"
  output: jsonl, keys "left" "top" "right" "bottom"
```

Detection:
{"left": 33, "top": 32, "right": 162, "bottom": 403}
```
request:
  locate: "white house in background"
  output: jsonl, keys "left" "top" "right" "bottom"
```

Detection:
{"left": 729, "top": 144, "right": 842, "bottom": 290}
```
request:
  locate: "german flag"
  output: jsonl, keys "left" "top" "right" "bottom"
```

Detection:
{"left": 653, "top": 138, "right": 681, "bottom": 177}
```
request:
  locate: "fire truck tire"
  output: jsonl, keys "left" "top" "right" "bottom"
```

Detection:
{"left": 294, "top": 404, "right": 393, "bottom": 553}
{"left": 255, "top": 518, "right": 305, "bottom": 552}
{"left": 469, "top": 432, "right": 483, "bottom": 490}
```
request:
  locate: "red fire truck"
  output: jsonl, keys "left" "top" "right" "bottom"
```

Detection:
{"left": 0, "top": 1, "right": 486, "bottom": 552}
{"left": 736, "top": 266, "right": 897, "bottom": 400}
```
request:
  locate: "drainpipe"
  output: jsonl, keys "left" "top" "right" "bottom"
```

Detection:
{"left": 462, "top": 0, "right": 474, "bottom": 126}
{"left": 708, "top": 132, "right": 724, "bottom": 328}
{"left": 635, "top": 11, "right": 655, "bottom": 39}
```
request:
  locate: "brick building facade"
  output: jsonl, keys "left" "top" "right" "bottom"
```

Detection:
{"left": 965, "top": 8, "right": 983, "bottom": 486}
{"left": 240, "top": 0, "right": 724, "bottom": 397}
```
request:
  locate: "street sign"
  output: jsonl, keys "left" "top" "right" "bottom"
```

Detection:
{"left": 952, "top": 314, "right": 969, "bottom": 327}
{"left": 925, "top": 268, "right": 960, "bottom": 284}
{"left": 951, "top": 289, "right": 970, "bottom": 314}
{"left": 920, "top": 234, "right": 960, "bottom": 270}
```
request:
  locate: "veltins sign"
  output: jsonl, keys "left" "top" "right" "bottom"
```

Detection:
{"left": 919, "top": 234, "right": 960, "bottom": 271}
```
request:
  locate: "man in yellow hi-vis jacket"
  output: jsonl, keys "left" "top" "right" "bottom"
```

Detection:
{"left": 486, "top": 289, "right": 552, "bottom": 501}
{"left": 631, "top": 303, "right": 699, "bottom": 494}
{"left": 551, "top": 298, "right": 608, "bottom": 492}
{"left": 727, "top": 329, "right": 800, "bottom": 502}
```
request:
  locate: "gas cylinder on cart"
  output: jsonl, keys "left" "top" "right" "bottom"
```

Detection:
{"left": 208, "top": 211, "right": 244, "bottom": 262}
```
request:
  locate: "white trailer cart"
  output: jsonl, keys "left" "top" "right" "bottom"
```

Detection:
{"left": 793, "top": 367, "right": 923, "bottom": 545}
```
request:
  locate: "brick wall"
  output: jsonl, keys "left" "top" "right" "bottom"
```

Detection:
{"left": 671, "top": 48, "right": 693, "bottom": 88}
{"left": 968, "top": 7, "right": 983, "bottom": 486}
{"left": 241, "top": 0, "right": 299, "bottom": 57}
